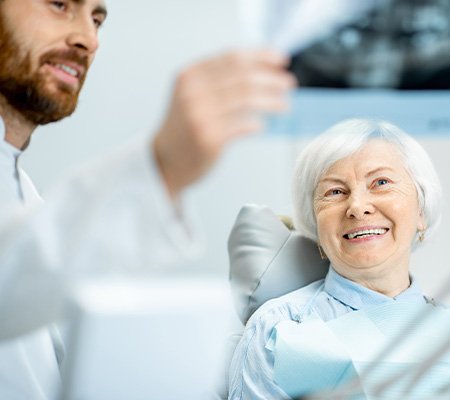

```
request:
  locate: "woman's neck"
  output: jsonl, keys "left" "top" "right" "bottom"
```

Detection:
{"left": 332, "top": 263, "right": 411, "bottom": 298}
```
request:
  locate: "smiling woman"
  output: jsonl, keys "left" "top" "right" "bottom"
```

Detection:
{"left": 313, "top": 140, "right": 424, "bottom": 294}
{"left": 291, "top": 119, "right": 442, "bottom": 295}
{"left": 228, "top": 118, "right": 445, "bottom": 400}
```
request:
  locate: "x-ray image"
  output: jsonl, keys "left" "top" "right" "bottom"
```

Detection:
{"left": 240, "top": 0, "right": 450, "bottom": 89}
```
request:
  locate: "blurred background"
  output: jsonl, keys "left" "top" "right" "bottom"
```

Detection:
{"left": 21, "top": 0, "right": 450, "bottom": 300}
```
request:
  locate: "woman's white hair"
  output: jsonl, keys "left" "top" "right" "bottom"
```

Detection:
{"left": 292, "top": 118, "right": 442, "bottom": 244}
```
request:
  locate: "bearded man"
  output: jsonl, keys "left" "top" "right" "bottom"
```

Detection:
{"left": 0, "top": 0, "right": 296, "bottom": 398}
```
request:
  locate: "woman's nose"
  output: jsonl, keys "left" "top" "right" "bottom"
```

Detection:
{"left": 345, "top": 192, "right": 375, "bottom": 219}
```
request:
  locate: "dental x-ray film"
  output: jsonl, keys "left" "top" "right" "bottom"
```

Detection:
{"left": 239, "top": 0, "right": 450, "bottom": 135}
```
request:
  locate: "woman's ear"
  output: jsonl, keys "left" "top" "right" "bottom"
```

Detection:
{"left": 317, "top": 243, "right": 328, "bottom": 260}
{"left": 417, "top": 212, "right": 427, "bottom": 243}
{"left": 417, "top": 211, "right": 427, "bottom": 232}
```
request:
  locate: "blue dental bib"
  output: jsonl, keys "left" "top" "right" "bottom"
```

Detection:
{"left": 267, "top": 301, "right": 450, "bottom": 399}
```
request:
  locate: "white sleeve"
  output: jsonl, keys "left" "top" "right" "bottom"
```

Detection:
{"left": 0, "top": 137, "right": 201, "bottom": 339}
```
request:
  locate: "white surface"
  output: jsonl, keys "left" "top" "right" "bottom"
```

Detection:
{"left": 60, "top": 276, "right": 232, "bottom": 400}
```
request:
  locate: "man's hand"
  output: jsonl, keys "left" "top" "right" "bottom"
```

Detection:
{"left": 152, "top": 50, "right": 297, "bottom": 199}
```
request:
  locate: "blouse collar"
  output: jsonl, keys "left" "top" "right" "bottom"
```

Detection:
{"left": 324, "top": 266, "right": 425, "bottom": 310}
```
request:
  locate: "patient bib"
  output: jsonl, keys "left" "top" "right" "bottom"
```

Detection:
{"left": 267, "top": 301, "right": 450, "bottom": 399}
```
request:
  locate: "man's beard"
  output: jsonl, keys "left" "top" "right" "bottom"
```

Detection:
{"left": 0, "top": 14, "right": 88, "bottom": 125}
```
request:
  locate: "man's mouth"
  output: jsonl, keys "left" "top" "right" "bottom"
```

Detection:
{"left": 45, "top": 61, "right": 83, "bottom": 78}
{"left": 49, "top": 62, "right": 79, "bottom": 78}
{"left": 343, "top": 228, "right": 389, "bottom": 240}
{"left": 42, "top": 60, "right": 86, "bottom": 88}
{"left": 39, "top": 48, "right": 88, "bottom": 88}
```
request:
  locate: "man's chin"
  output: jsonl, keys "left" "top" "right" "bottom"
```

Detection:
{"left": 20, "top": 92, "right": 79, "bottom": 125}
{"left": 0, "top": 68, "right": 81, "bottom": 125}
{"left": 47, "top": 78, "right": 80, "bottom": 96}
{"left": 23, "top": 85, "right": 79, "bottom": 124}
{"left": 29, "top": 107, "right": 77, "bottom": 125}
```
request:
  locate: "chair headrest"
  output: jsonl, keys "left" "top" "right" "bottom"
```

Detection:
{"left": 228, "top": 204, "right": 329, "bottom": 324}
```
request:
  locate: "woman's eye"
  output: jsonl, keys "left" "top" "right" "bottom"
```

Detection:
{"left": 375, "top": 178, "right": 390, "bottom": 187}
{"left": 326, "top": 188, "right": 343, "bottom": 196}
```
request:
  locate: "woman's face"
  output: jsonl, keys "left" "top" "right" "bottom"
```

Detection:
{"left": 313, "top": 139, "right": 425, "bottom": 278}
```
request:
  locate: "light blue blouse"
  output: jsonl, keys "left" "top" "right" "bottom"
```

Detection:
{"left": 228, "top": 267, "right": 426, "bottom": 400}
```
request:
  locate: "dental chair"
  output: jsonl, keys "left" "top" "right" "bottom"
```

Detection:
{"left": 216, "top": 204, "right": 329, "bottom": 399}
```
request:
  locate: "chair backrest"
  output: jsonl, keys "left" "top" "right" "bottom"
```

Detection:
{"left": 228, "top": 204, "right": 329, "bottom": 324}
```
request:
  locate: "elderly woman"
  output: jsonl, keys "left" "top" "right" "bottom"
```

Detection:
{"left": 228, "top": 118, "right": 443, "bottom": 399}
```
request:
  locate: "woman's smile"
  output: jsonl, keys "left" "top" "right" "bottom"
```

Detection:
{"left": 343, "top": 226, "right": 389, "bottom": 242}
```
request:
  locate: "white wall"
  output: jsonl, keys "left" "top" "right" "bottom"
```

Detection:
{"left": 20, "top": 1, "right": 450, "bottom": 300}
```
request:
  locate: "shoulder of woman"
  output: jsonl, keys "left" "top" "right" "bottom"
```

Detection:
{"left": 246, "top": 279, "right": 326, "bottom": 330}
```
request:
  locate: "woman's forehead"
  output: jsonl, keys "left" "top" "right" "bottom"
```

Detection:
{"left": 320, "top": 139, "right": 407, "bottom": 179}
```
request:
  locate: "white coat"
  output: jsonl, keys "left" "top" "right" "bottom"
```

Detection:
{"left": 0, "top": 119, "right": 198, "bottom": 399}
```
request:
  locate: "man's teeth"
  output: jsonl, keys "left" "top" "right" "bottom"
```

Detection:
{"left": 55, "top": 64, "right": 78, "bottom": 77}
{"left": 347, "top": 229, "right": 387, "bottom": 239}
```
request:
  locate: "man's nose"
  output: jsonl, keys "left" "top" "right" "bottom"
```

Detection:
{"left": 345, "top": 191, "right": 375, "bottom": 219}
{"left": 66, "top": 18, "right": 99, "bottom": 55}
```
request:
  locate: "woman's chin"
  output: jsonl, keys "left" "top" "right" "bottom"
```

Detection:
{"left": 333, "top": 253, "right": 396, "bottom": 274}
